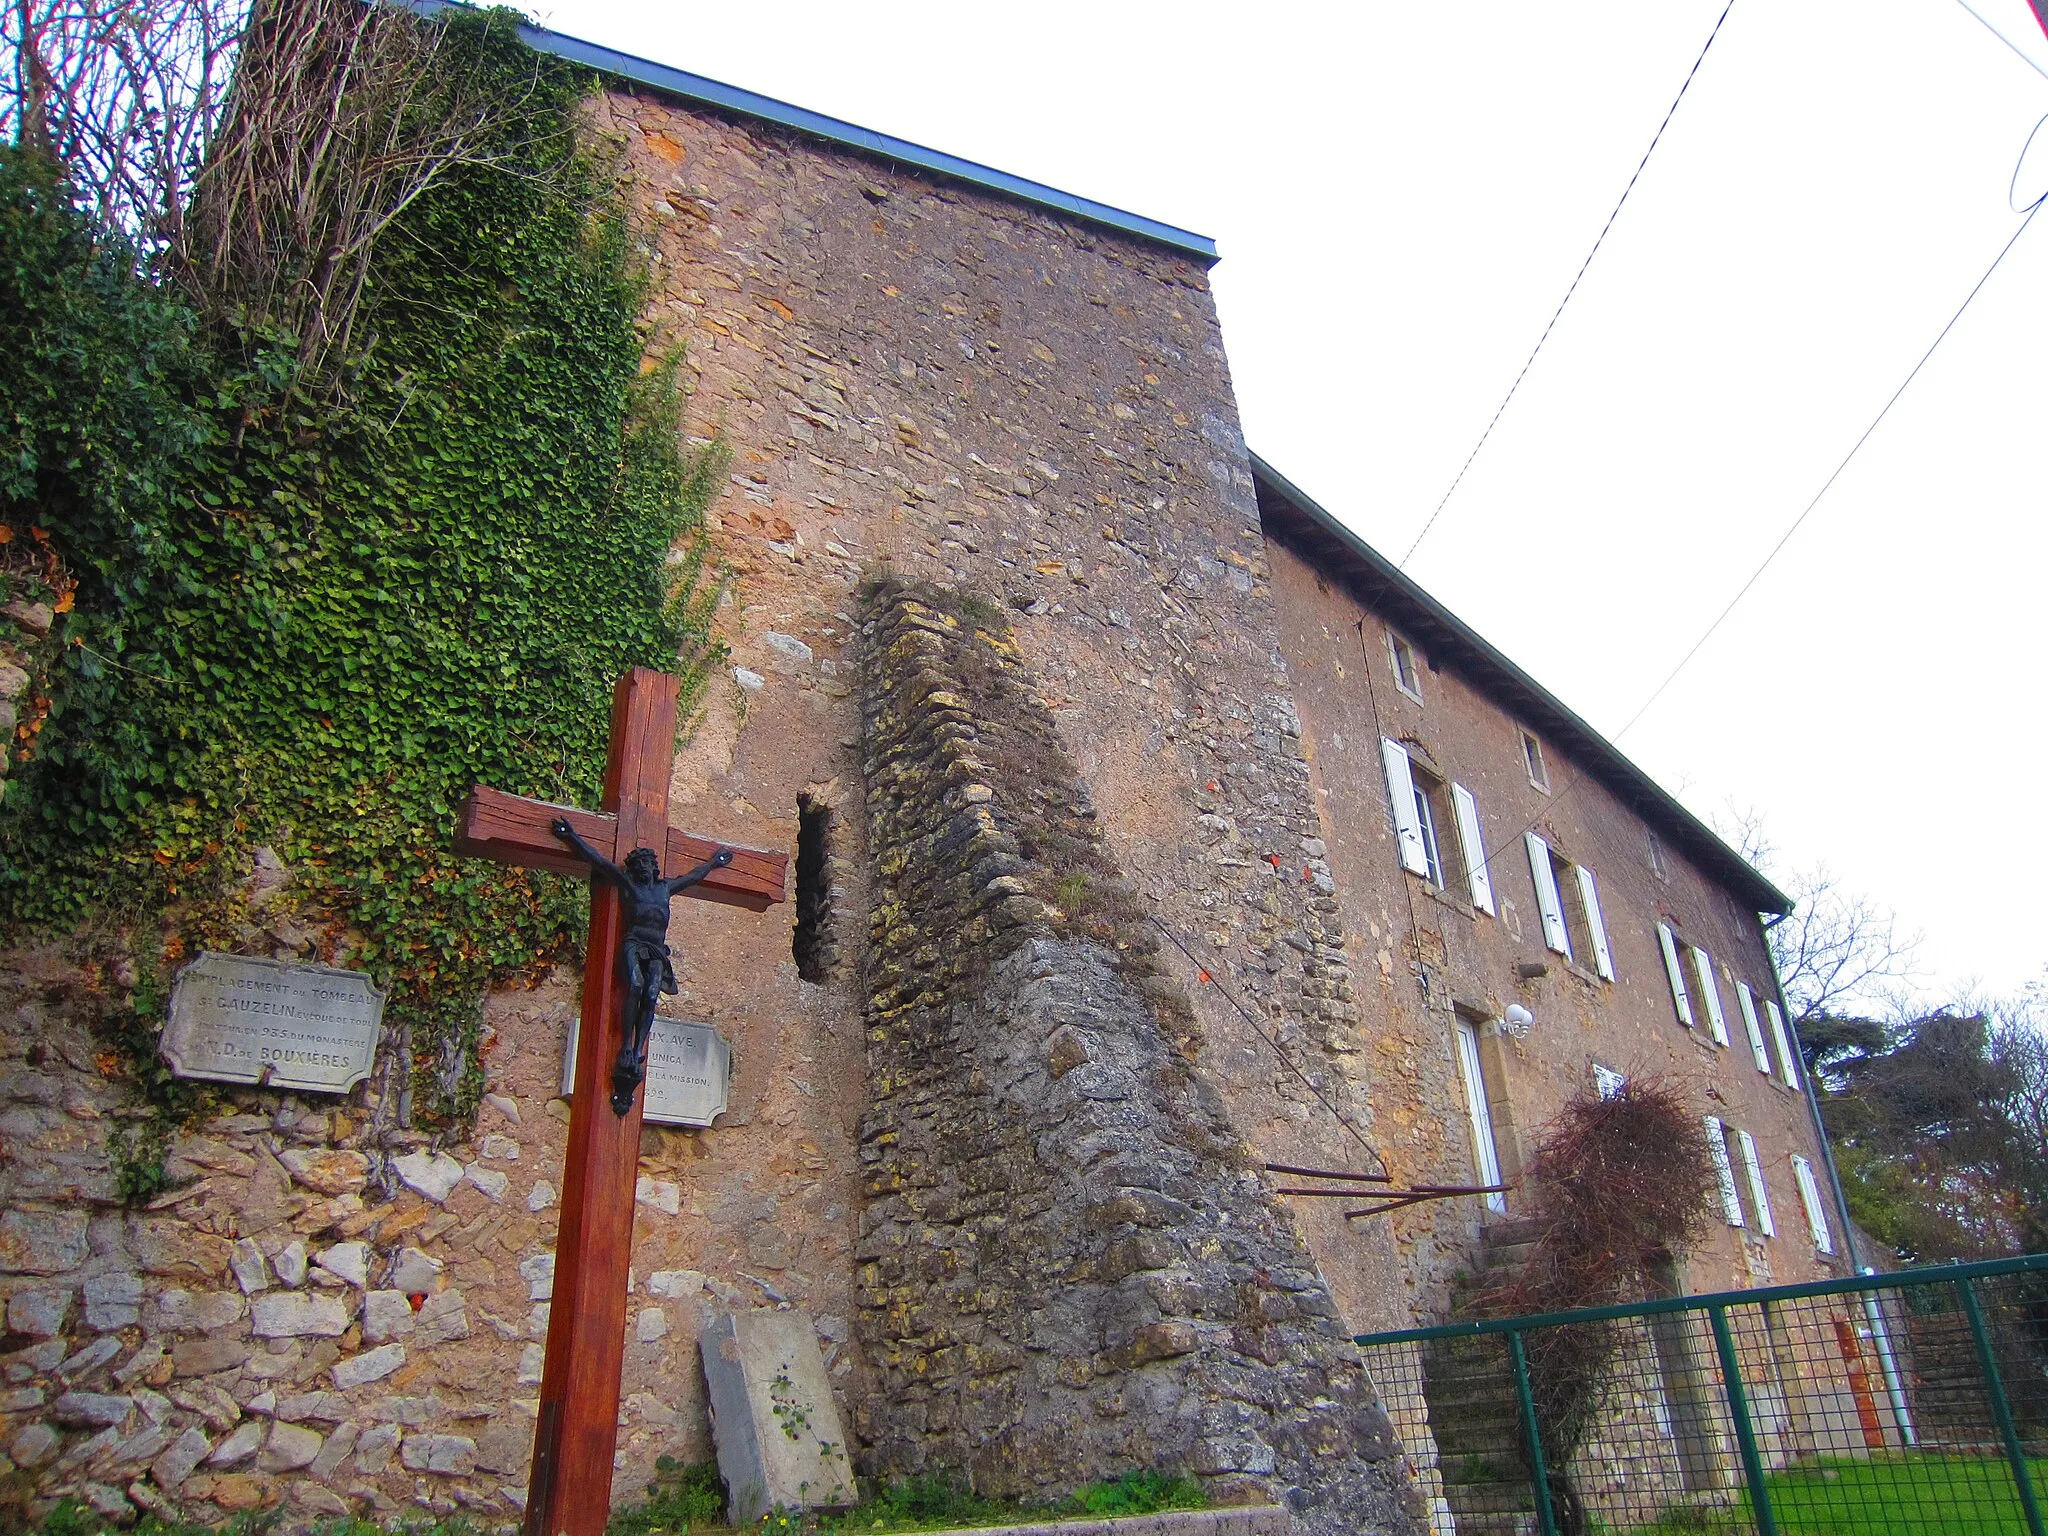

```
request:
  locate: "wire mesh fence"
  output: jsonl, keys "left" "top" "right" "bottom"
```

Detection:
{"left": 1356, "top": 1254, "right": 2048, "bottom": 1536}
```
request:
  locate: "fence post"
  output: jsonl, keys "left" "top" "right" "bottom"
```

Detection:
{"left": 1957, "top": 1276, "right": 2047, "bottom": 1536}
{"left": 1707, "top": 1303, "right": 1779, "bottom": 1536}
{"left": 1507, "top": 1328, "right": 1559, "bottom": 1536}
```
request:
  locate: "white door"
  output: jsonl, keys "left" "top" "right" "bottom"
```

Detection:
{"left": 1454, "top": 1018, "right": 1507, "bottom": 1214}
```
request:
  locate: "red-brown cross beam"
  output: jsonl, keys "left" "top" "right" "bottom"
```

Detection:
{"left": 451, "top": 667, "right": 786, "bottom": 1536}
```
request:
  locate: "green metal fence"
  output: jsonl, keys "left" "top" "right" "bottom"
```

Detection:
{"left": 1355, "top": 1254, "right": 2048, "bottom": 1536}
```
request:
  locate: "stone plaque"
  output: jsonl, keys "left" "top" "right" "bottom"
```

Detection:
{"left": 561, "top": 1015, "right": 731, "bottom": 1127}
{"left": 163, "top": 953, "right": 383, "bottom": 1093}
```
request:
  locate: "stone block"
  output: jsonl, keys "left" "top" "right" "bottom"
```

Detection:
{"left": 208, "top": 1420, "right": 264, "bottom": 1465}
{"left": 0, "top": 1208, "right": 88, "bottom": 1273}
{"left": 53, "top": 1391, "right": 134, "bottom": 1427}
{"left": 151, "top": 1426, "right": 212, "bottom": 1489}
{"left": 636, "top": 1307, "right": 669, "bottom": 1342}
{"left": 291, "top": 1480, "right": 352, "bottom": 1517}
{"left": 330, "top": 1343, "right": 405, "bottom": 1390}
{"left": 250, "top": 1291, "right": 349, "bottom": 1339}
{"left": 389, "top": 1247, "right": 444, "bottom": 1295}
{"left": 401, "top": 1432, "right": 478, "bottom": 1476}
{"left": 9, "top": 1288, "right": 71, "bottom": 1336}
{"left": 171, "top": 1335, "right": 252, "bottom": 1378}
{"left": 413, "top": 1290, "right": 468, "bottom": 1347}
{"left": 647, "top": 1269, "right": 704, "bottom": 1299}
{"left": 59, "top": 1335, "right": 121, "bottom": 1375}
{"left": 0, "top": 1385, "right": 44, "bottom": 1412}
{"left": 352, "top": 1421, "right": 401, "bottom": 1474}
{"left": 11, "top": 1422, "right": 59, "bottom": 1468}
{"left": 362, "top": 1289, "right": 415, "bottom": 1342}
{"left": 278, "top": 1148, "right": 369, "bottom": 1196}
{"left": 307, "top": 1420, "right": 359, "bottom": 1478}
{"left": 393, "top": 1151, "right": 464, "bottom": 1203}
{"left": 230, "top": 1238, "right": 269, "bottom": 1294}
{"left": 272, "top": 1241, "right": 308, "bottom": 1287}
{"left": 700, "top": 1310, "right": 855, "bottom": 1526}
{"left": 257, "top": 1421, "right": 323, "bottom": 1472}
{"left": 275, "top": 1390, "right": 350, "bottom": 1423}
{"left": 83, "top": 1271, "right": 143, "bottom": 1331}
{"left": 314, "top": 1241, "right": 369, "bottom": 1287}
{"left": 131, "top": 1218, "right": 231, "bottom": 1281}
{"left": 151, "top": 1288, "right": 246, "bottom": 1332}
{"left": 518, "top": 1252, "right": 553, "bottom": 1301}
{"left": 465, "top": 1164, "right": 508, "bottom": 1201}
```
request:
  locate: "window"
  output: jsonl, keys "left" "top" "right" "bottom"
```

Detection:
{"left": 1765, "top": 999, "right": 1800, "bottom": 1092}
{"left": 1647, "top": 832, "right": 1668, "bottom": 881}
{"left": 1592, "top": 1063, "right": 1626, "bottom": 1101}
{"left": 1735, "top": 982, "right": 1772, "bottom": 1075}
{"left": 1657, "top": 923, "right": 1694, "bottom": 1027}
{"left": 1704, "top": 1115, "right": 1746, "bottom": 1228}
{"left": 1525, "top": 832, "right": 1614, "bottom": 978}
{"left": 1388, "top": 628, "right": 1423, "bottom": 702}
{"left": 1454, "top": 1018, "right": 1507, "bottom": 1214}
{"left": 1689, "top": 946, "right": 1730, "bottom": 1047}
{"left": 1412, "top": 772, "right": 1446, "bottom": 887}
{"left": 792, "top": 792, "right": 834, "bottom": 982}
{"left": 1382, "top": 739, "right": 1493, "bottom": 912}
{"left": 1521, "top": 729, "right": 1549, "bottom": 791}
{"left": 1735, "top": 1128, "right": 1776, "bottom": 1237}
{"left": 1791, "top": 1154, "right": 1834, "bottom": 1254}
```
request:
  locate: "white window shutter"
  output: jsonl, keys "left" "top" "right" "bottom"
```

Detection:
{"left": 1736, "top": 983, "right": 1770, "bottom": 1073}
{"left": 1658, "top": 924, "right": 1694, "bottom": 1027}
{"left": 1705, "top": 1116, "right": 1744, "bottom": 1227}
{"left": 1575, "top": 865, "right": 1614, "bottom": 979}
{"left": 1380, "top": 738, "right": 1429, "bottom": 876}
{"left": 1450, "top": 783, "right": 1495, "bottom": 914}
{"left": 1737, "top": 1129, "right": 1776, "bottom": 1237}
{"left": 1526, "top": 833, "right": 1570, "bottom": 958}
{"left": 1792, "top": 1154, "right": 1834, "bottom": 1254}
{"left": 1766, "top": 1000, "right": 1800, "bottom": 1090}
{"left": 1691, "top": 946, "right": 1729, "bottom": 1046}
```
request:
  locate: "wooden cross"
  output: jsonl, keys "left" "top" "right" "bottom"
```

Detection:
{"left": 452, "top": 668, "right": 787, "bottom": 1536}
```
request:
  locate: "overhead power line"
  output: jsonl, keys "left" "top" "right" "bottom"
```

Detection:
{"left": 1400, "top": 0, "right": 1738, "bottom": 570}
{"left": 1426, "top": 189, "right": 2045, "bottom": 907}
{"left": 1611, "top": 194, "right": 2044, "bottom": 743}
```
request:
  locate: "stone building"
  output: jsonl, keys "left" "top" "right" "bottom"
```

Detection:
{"left": 0, "top": 17, "right": 1844, "bottom": 1534}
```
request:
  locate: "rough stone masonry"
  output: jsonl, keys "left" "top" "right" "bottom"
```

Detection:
{"left": 852, "top": 582, "right": 1418, "bottom": 1536}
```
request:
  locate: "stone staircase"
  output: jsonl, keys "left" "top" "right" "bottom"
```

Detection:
{"left": 1419, "top": 1216, "right": 1550, "bottom": 1536}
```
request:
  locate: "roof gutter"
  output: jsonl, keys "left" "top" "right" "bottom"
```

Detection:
{"left": 1250, "top": 453, "right": 1790, "bottom": 916}
{"left": 407, "top": 0, "right": 1219, "bottom": 265}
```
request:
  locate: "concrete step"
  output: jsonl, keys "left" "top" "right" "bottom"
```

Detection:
{"left": 1479, "top": 1215, "right": 1549, "bottom": 1247}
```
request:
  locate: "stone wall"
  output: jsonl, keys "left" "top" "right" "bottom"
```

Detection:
{"left": 0, "top": 928, "right": 862, "bottom": 1529}
{"left": 851, "top": 583, "right": 1417, "bottom": 1536}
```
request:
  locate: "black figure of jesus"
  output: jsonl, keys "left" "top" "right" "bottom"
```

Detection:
{"left": 550, "top": 818, "right": 733, "bottom": 1114}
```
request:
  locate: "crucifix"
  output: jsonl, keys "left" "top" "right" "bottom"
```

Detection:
{"left": 453, "top": 668, "right": 787, "bottom": 1536}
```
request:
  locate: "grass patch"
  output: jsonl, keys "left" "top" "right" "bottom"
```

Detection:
{"left": 1616, "top": 1453, "right": 2048, "bottom": 1535}
{"left": 605, "top": 1466, "right": 1209, "bottom": 1536}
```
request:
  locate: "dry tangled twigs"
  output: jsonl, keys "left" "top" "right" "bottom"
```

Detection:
{"left": 6, "top": 0, "right": 573, "bottom": 378}
{"left": 1471, "top": 1077, "right": 1716, "bottom": 1536}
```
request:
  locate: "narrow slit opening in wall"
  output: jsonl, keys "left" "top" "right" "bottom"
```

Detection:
{"left": 792, "top": 793, "right": 832, "bottom": 983}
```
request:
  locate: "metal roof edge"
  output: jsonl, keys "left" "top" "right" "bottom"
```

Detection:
{"left": 412, "top": 0, "right": 1219, "bottom": 265}
{"left": 1249, "top": 453, "right": 1790, "bottom": 917}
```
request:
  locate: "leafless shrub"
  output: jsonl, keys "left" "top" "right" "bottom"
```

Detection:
{"left": 1472, "top": 1078, "right": 1717, "bottom": 1535}
{"left": 180, "top": 0, "right": 570, "bottom": 374}
{"left": 7, "top": 0, "right": 575, "bottom": 377}
{"left": 3, "top": 0, "right": 245, "bottom": 259}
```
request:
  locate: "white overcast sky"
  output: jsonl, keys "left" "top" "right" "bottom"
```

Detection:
{"left": 530, "top": 0, "right": 2048, "bottom": 1007}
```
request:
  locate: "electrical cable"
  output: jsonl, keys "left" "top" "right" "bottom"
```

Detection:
{"left": 1953, "top": 0, "right": 2048, "bottom": 83}
{"left": 1145, "top": 912, "right": 1393, "bottom": 1178}
{"left": 1610, "top": 193, "right": 2043, "bottom": 745}
{"left": 1406, "top": 187, "right": 2046, "bottom": 905}
{"left": 1399, "top": 0, "right": 1738, "bottom": 570}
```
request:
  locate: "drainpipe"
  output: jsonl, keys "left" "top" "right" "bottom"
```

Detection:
{"left": 1759, "top": 912, "right": 1861, "bottom": 1275}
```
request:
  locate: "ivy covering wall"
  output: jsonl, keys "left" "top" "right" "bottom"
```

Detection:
{"left": 0, "top": 10, "right": 722, "bottom": 1168}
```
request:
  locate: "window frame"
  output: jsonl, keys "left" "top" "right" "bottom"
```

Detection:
{"left": 1388, "top": 627, "right": 1424, "bottom": 704}
{"left": 1520, "top": 728, "right": 1550, "bottom": 792}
